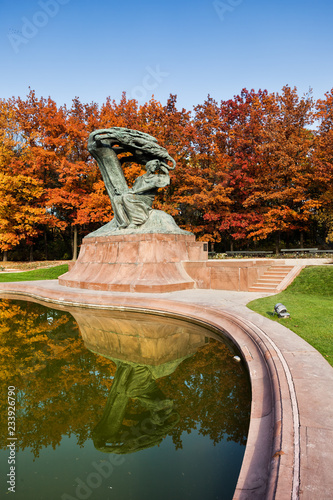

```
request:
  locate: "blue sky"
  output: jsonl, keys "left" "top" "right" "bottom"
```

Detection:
{"left": 1, "top": 0, "right": 332, "bottom": 111}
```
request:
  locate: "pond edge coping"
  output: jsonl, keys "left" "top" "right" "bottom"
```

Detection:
{"left": 0, "top": 281, "right": 332, "bottom": 499}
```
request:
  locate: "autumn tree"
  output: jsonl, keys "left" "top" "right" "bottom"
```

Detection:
{"left": 12, "top": 91, "right": 110, "bottom": 260}
{"left": 240, "top": 87, "right": 317, "bottom": 250}
{"left": 0, "top": 99, "right": 24, "bottom": 259}
{"left": 1, "top": 86, "right": 332, "bottom": 260}
{"left": 8, "top": 90, "right": 69, "bottom": 259}
{"left": 46, "top": 97, "right": 106, "bottom": 259}
{"left": 313, "top": 89, "right": 333, "bottom": 243}
{"left": 157, "top": 337, "right": 251, "bottom": 448}
{"left": 0, "top": 174, "right": 49, "bottom": 260}
{"left": 0, "top": 98, "right": 21, "bottom": 172}
{"left": 172, "top": 95, "right": 232, "bottom": 244}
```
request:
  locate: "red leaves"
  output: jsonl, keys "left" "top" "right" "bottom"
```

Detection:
{"left": 0, "top": 86, "right": 332, "bottom": 252}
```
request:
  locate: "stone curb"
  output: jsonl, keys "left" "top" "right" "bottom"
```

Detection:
{"left": 0, "top": 281, "right": 332, "bottom": 499}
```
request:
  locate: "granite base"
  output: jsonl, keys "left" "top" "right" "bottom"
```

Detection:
{"left": 58, "top": 233, "right": 208, "bottom": 293}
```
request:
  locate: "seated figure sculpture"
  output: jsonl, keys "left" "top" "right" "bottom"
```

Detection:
{"left": 88, "top": 128, "right": 176, "bottom": 231}
{"left": 113, "top": 159, "right": 170, "bottom": 228}
{"left": 59, "top": 127, "right": 203, "bottom": 292}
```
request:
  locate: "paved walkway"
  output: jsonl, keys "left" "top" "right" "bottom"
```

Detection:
{"left": 0, "top": 280, "right": 332, "bottom": 499}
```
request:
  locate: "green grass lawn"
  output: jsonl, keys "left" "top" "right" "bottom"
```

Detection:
{"left": 247, "top": 266, "right": 333, "bottom": 366}
{"left": 0, "top": 264, "right": 68, "bottom": 282}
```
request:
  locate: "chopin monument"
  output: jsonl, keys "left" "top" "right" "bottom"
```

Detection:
{"left": 59, "top": 127, "right": 207, "bottom": 292}
{"left": 87, "top": 128, "right": 180, "bottom": 233}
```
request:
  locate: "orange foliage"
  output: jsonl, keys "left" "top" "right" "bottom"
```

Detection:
{"left": 0, "top": 86, "right": 332, "bottom": 253}
{"left": 0, "top": 299, "right": 116, "bottom": 458}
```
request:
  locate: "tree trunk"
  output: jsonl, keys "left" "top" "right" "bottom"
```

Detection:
{"left": 300, "top": 231, "right": 304, "bottom": 248}
{"left": 72, "top": 226, "right": 78, "bottom": 261}
{"left": 29, "top": 245, "right": 34, "bottom": 262}
{"left": 275, "top": 232, "right": 280, "bottom": 255}
{"left": 44, "top": 230, "right": 48, "bottom": 260}
{"left": 230, "top": 240, "right": 234, "bottom": 252}
{"left": 3, "top": 251, "right": 8, "bottom": 262}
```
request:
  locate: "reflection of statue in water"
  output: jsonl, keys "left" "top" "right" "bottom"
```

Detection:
{"left": 88, "top": 128, "right": 176, "bottom": 230}
{"left": 92, "top": 361, "right": 180, "bottom": 454}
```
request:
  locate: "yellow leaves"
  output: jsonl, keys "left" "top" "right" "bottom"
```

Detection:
{"left": 0, "top": 173, "right": 47, "bottom": 251}
{"left": 0, "top": 99, "right": 22, "bottom": 169}
{"left": 27, "top": 334, "right": 49, "bottom": 344}
{"left": 47, "top": 345, "right": 66, "bottom": 361}
{"left": 198, "top": 234, "right": 216, "bottom": 243}
{"left": 0, "top": 88, "right": 332, "bottom": 248}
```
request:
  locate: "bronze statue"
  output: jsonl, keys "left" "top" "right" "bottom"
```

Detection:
{"left": 88, "top": 128, "right": 175, "bottom": 230}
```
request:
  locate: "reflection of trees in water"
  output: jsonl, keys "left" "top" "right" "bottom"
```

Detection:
{"left": 157, "top": 340, "right": 251, "bottom": 448}
{"left": 0, "top": 299, "right": 251, "bottom": 459}
{"left": 0, "top": 299, "right": 116, "bottom": 458}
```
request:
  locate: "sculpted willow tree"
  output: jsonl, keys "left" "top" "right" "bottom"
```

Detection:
{"left": 59, "top": 122, "right": 210, "bottom": 293}
{"left": 87, "top": 127, "right": 188, "bottom": 234}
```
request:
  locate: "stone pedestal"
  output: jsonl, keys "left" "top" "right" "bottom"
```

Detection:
{"left": 72, "top": 308, "right": 207, "bottom": 366}
{"left": 58, "top": 233, "right": 208, "bottom": 293}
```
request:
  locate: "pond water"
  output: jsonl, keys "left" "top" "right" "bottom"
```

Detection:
{"left": 0, "top": 299, "right": 251, "bottom": 500}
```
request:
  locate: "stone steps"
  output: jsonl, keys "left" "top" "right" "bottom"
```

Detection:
{"left": 249, "top": 265, "right": 298, "bottom": 292}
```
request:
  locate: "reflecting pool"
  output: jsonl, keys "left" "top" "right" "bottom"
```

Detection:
{"left": 0, "top": 299, "right": 251, "bottom": 500}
